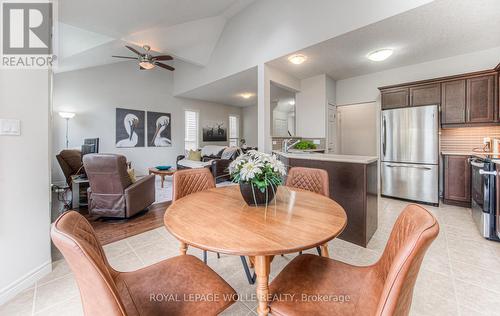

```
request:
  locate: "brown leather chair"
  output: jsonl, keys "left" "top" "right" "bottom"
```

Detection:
{"left": 269, "top": 204, "right": 439, "bottom": 316}
{"left": 172, "top": 168, "right": 216, "bottom": 202}
{"left": 51, "top": 211, "right": 236, "bottom": 316}
{"left": 172, "top": 168, "right": 215, "bottom": 264}
{"left": 56, "top": 149, "right": 84, "bottom": 187}
{"left": 286, "top": 167, "right": 330, "bottom": 255}
{"left": 83, "top": 154, "right": 155, "bottom": 218}
{"left": 286, "top": 166, "right": 329, "bottom": 197}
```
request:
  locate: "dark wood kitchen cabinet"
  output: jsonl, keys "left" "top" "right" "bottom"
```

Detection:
{"left": 410, "top": 83, "right": 441, "bottom": 107}
{"left": 443, "top": 155, "right": 471, "bottom": 207}
{"left": 441, "top": 79, "right": 466, "bottom": 124}
{"left": 466, "top": 74, "right": 496, "bottom": 123}
{"left": 380, "top": 62, "right": 500, "bottom": 127}
{"left": 381, "top": 87, "right": 409, "bottom": 109}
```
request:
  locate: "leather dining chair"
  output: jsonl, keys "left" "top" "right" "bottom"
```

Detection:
{"left": 171, "top": 168, "right": 256, "bottom": 285}
{"left": 268, "top": 204, "right": 439, "bottom": 316}
{"left": 286, "top": 166, "right": 330, "bottom": 256}
{"left": 51, "top": 211, "right": 236, "bottom": 316}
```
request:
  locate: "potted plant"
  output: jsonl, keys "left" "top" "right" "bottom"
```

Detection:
{"left": 229, "top": 150, "right": 287, "bottom": 206}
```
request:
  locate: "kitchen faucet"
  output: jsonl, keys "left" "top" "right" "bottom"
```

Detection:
{"left": 283, "top": 139, "right": 301, "bottom": 153}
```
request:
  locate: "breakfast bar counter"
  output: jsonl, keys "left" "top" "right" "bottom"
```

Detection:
{"left": 276, "top": 151, "right": 378, "bottom": 247}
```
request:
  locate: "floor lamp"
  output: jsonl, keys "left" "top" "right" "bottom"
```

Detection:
{"left": 59, "top": 112, "right": 76, "bottom": 148}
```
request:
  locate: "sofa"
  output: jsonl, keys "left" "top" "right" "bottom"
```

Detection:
{"left": 83, "top": 154, "right": 155, "bottom": 218}
{"left": 176, "top": 145, "right": 241, "bottom": 183}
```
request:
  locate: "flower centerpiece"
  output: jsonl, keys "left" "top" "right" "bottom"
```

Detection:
{"left": 229, "top": 150, "right": 287, "bottom": 206}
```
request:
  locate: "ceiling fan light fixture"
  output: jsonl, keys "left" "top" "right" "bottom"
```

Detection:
{"left": 139, "top": 61, "right": 155, "bottom": 70}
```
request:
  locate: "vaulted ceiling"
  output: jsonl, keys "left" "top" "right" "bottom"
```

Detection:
{"left": 56, "top": 0, "right": 255, "bottom": 72}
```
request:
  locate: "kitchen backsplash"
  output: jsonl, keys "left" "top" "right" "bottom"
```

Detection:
{"left": 440, "top": 126, "right": 500, "bottom": 152}
{"left": 271, "top": 137, "right": 326, "bottom": 151}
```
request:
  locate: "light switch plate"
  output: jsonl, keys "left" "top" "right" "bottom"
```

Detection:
{"left": 313, "top": 139, "right": 321, "bottom": 145}
{"left": 0, "top": 119, "right": 21, "bottom": 136}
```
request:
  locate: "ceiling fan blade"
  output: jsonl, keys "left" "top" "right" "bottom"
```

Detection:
{"left": 112, "top": 55, "right": 138, "bottom": 60}
{"left": 154, "top": 62, "right": 175, "bottom": 71}
{"left": 125, "top": 45, "right": 143, "bottom": 56}
{"left": 152, "top": 55, "right": 173, "bottom": 61}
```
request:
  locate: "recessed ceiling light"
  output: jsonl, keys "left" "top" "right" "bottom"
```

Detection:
{"left": 288, "top": 54, "right": 307, "bottom": 65}
{"left": 367, "top": 49, "right": 393, "bottom": 61}
{"left": 289, "top": 100, "right": 295, "bottom": 106}
{"left": 240, "top": 93, "right": 254, "bottom": 99}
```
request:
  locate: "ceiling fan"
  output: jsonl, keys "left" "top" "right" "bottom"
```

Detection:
{"left": 112, "top": 45, "right": 175, "bottom": 71}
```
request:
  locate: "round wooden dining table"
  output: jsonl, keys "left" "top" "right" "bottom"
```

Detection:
{"left": 164, "top": 185, "right": 347, "bottom": 316}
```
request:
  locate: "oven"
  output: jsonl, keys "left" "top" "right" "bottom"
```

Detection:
{"left": 470, "top": 157, "right": 499, "bottom": 241}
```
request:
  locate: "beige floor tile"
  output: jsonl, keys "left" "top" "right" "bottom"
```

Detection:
{"left": 34, "top": 275, "right": 79, "bottom": 313}
{"left": 34, "top": 296, "right": 83, "bottom": 316}
{"left": 410, "top": 291, "right": 459, "bottom": 316}
{"left": 414, "top": 269, "right": 455, "bottom": 297}
{"left": 107, "top": 252, "right": 145, "bottom": 272}
{"left": 133, "top": 241, "right": 178, "bottom": 266}
{"left": 125, "top": 229, "right": 165, "bottom": 249}
{"left": 451, "top": 260, "right": 500, "bottom": 294}
{"left": 36, "top": 260, "right": 72, "bottom": 286}
{"left": 0, "top": 288, "right": 34, "bottom": 316}
{"left": 454, "top": 279, "right": 500, "bottom": 315}
{"left": 103, "top": 238, "right": 133, "bottom": 259}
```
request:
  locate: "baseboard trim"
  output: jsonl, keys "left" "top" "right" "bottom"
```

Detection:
{"left": 0, "top": 260, "right": 52, "bottom": 305}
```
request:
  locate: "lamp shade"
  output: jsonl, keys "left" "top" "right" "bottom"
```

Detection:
{"left": 59, "top": 112, "right": 75, "bottom": 119}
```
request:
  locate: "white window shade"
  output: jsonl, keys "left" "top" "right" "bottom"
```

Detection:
{"left": 229, "top": 115, "right": 239, "bottom": 147}
{"left": 185, "top": 110, "right": 199, "bottom": 151}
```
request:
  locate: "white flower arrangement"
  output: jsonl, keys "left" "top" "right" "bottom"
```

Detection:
{"left": 229, "top": 150, "right": 286, "bottom": 192}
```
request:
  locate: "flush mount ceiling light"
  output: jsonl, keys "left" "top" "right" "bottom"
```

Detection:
{"left": 240, "top": 93, "right": 254, "bottom": 99}
{"left": 288, "top": 54, "right": 307, "bottom": 65}
{"left": 367, "top": 49, "right": 393, "bottom": 61}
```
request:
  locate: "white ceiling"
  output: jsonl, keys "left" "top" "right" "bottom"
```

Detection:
{"left": 179, "top": 67, "right": 257, "bottom": 107}
{"left": 267, "top": 0, "right": 500, "bottom": 80}
{"left": 56, "top": 0, "right": 255, "bottom": 72}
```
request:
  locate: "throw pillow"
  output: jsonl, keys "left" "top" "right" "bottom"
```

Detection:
{"left": 221, "top": 147, "right": 238, "bottom": 159}
{"left": 127, "top": 168, "right": 137, "bottom": 183}
{"left": 187, "top": 150, "right": 202, "bottom": 161}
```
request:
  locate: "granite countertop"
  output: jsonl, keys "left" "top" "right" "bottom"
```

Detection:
{"left": 274, "top": 151, "right": 378, "bottom": 164}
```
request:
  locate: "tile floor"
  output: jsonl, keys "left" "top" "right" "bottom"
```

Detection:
{"left": 2, "top": 197, "right": 500, "bottom": 315}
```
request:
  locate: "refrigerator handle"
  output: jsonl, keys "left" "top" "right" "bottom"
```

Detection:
{"left": 382, "top": 115, "right": 387, "bottom": 158}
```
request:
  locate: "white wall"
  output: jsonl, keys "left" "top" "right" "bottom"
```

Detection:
{"left": 53, "top": 62, "right": 242, "bottom": 182}
{"left": 296, "top": 74, "right": 326, "bottom": 138}
{"left": 0, "top": 70, "right": 51, "bottom": 304}
{"left": 336, "top": 46, "right": 500, "bottom": 105}
{"left": 337, "top": 102, "right": 378, "bottom": 156}
{"left": 173, "top": 0, "right": 432, "bottom": 95}
{"left": 242, "top": 105, "right": 258, "bottom": 147}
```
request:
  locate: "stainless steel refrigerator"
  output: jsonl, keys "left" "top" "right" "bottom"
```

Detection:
{"left": 381, "top": 105, "right": 439, "bottom": 205}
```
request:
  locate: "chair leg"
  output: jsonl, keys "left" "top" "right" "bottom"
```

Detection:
{"left": 217, "top": 252, "right": 221, "bottom": 259}
{"left": 240, "top": 256, "right": 256, "bottom": 284}
{"left": 299, "top": 251, "right": 303, "bottom": 255}
{"left": 203, "top": 250, "right": 207, "bottom": 264}
{"left": 316, "top": 246, "right": 322, "bottom": 256}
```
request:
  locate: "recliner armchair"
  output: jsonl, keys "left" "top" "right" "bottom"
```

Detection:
{"left": 83, "top": 154, "right": 155, "bottom": 218}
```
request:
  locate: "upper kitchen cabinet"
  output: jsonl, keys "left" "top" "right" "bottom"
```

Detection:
{"left": 466, "top": 74, "right": 496, "bottom": 123}
{"left": 381, "top": 87, "right": 409, "bottom": 109}
{"left": 441, "top": 79, "right": 466, "bottom": 125}
{"left": 380, "top": 63, "right": 500, "bottom": 127}
{"left": 410, "top": 83, "right": 441, "bottom": 107}
{"left": 381, "top": 83, "right": 440, "bottom": 109}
